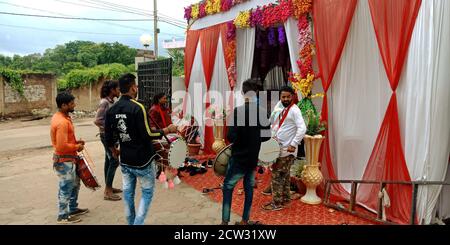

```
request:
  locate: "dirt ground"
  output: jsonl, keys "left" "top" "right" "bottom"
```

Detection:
{"left": 0, "top": 116, "right": 238, "bottom": 225}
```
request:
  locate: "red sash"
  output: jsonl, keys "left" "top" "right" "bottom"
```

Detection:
{"left": 278, "top": 103, "right": 294, "bottom": 128}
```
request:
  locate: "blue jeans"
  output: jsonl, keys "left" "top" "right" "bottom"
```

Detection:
{"left": 54, "top": 161, "right": 80, "bottom": 219}
{"left": 121, "top": 163, "right": 156, "bottom": 225}
{"left": 222, "top": 157, "right": 256, "bottom": 223}
{"left": 100, "top": 134, "right": 119, "bottom": 188}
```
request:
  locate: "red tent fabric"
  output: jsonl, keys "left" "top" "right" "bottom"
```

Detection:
{"left": 313, "top": 0, "right": 358, "bottom": 201}
{"left": 357, "top": 0, "right": 422, "bottom": 224}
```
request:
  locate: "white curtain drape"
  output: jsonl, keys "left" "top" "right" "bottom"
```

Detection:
{"left": 187, "top": 40, "right": 207, "bottom": 145}
{"left": 437, "top": 165, "right": 450, "bottom": 220}
{"left": 235, "top": 27, "right": 255, "bottom": 107}
{"left": 190, "top": 0, "right": 277, "bottom": 30}
{"left": 209, "top": 36, "right": 232, "bottom": 112}
{"left": 329, "top": 0, "right": 391, "bottom": 191}
{"left": 284, "top": 17, "right": 300, "bottom": 75}
{"left": 327, "top": 0, "right": 450, "bottom": 224}
{"left": 398, "top": 0, "right": 450, "bottom": 224}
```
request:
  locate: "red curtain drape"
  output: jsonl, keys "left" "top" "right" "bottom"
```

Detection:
{"left": 357, "top": 0, "right": 421, "bottom": 224}
{"left": 313, "top": 0, "right": 358, "bottom": 201}
{"left": 200, "top": 24, "right": 221, "bottom": 154}
{"left": 200, "top": 24, "right": 221, "bottom": 91}
{"left": 184, "top": 30, "right": 201, "bottom": 90}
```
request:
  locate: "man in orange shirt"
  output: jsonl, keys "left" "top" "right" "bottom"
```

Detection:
{"left": 50, "top": 92, "right": 88, "bottom": 224}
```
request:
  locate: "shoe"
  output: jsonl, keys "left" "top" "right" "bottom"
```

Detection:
{"left": 57, "top": 215, "right": 81, "bottom": 224}
{"left": 261, "top": 186, "right": 272, "bottom": 196}
{"left": 69, "top": 208, "right": 89, "bottom": 216}
{"left": 261, "top": 202, "right": 283, "bottom": 211}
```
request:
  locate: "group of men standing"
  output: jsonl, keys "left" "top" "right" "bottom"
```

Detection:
{"left": 50, "top": 74, "right": 306, "bottom": 225}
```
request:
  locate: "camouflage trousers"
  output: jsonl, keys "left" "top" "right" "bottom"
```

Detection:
{"left": 271, "top": 155, "right": 295, "bottom": 205}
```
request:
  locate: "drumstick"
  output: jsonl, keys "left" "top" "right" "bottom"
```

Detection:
{"left": 261, "top": 150, "right": 280, "bottom": 154}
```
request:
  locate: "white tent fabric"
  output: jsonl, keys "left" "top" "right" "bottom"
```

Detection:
{"left": 187, "top": 40, "right": 207, "bottom": 145}
{"left": 209, "top": 36, "right": 232, "bottom": 113}
{"left": 235, "top": 27, "right": 255, "bottom": 107}
{"left": 328, "top": 0, "right": 391, "bottom": 192}
{"left": 284, "top": 17, "right": 301, "bottom": 74}
{"left": 190, "top": 0, "right": 277, "bottom": 30}
{"left": 328, "top": 0, "right": 450, "bottom": 224}
{"left": 400, "top": 0, "right": 450, "bottom": 224}
{"left": 437, "top": 165, "right": 450, "bottom": 220}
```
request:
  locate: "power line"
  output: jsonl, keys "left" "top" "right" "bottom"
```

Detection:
{"left": 0, "top": 23, "right": 184, "bottom": 38}
{"left": 0, "top": 23, "right": 140, "bottom": 36}
{"left": 0, "top": 11, "right": 153, "bottom": 21}
{"left": 0, "top": 1, "right": 150, "bottom": 32}
{"left": 80, "top": 0, "right": 187, "bottom": 26}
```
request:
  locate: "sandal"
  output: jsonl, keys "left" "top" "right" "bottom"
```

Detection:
{"left": 112, "top": 188, "right": 123, "bottom": 194}
{"left": 262, "top": 202, "right": 283, "bottom": 211}
{"left": 104, "top": 194, "right": 121, "bottom": 201}
{"left": 235, "top": 220, "right": 262, "bottom": 225}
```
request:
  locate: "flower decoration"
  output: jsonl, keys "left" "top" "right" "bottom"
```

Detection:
{"left": 250, "top": 7, "right": 263, "bottom": 27}
{"left": 292, "top": 0, "right": 313, "bottom": 19}
{"left": 191, "top": 4, "right": 200, "bottom": 19}
{"left": 278, "top": 26, "right": 286, "bottom": 44}
{"left": 208, "top": 104, "right": 229, "bottom": 120}
{"left": 221, "top": 0, "right": 233, "bottom": 12}
{"left": 226, "top": 21, "right": 236, "bottom": 41}
{"left": 199, "top": 2, "right": 207, "bottom": 18}
{"left": 234, "top": 10, "right": 251, "bottom": 28}
{"left": 184, "top": 6, "right": 192, "bottom": 21}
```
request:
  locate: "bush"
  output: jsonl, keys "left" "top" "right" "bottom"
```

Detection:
{"left": 58, "top": 63, "right": 135, "bottom": 90}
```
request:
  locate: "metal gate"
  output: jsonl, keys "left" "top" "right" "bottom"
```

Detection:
{"left": 137, "top": 58, "right": 172, "bottom": 108}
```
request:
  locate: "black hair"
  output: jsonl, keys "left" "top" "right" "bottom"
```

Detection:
{"left": 100, "top": 80, "right": 119, "bottom": 98}
{"left": 152, "top": 92, "right": 166, "bottom": 105}
{"left": 242, "top": 78, "right": 261, "bottom": 94}
{"left": 56, "top": 91, "right": 75, "bottom": 108}
{"left": 279, "top": 86, "right": 295, "bottom": 95}
{"left": 118, "top": 73, "right": 136, "bottom": 94}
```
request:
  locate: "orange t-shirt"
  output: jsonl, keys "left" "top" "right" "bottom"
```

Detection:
{"left": 50, "top": 112, "right": 78, "bottom": 157}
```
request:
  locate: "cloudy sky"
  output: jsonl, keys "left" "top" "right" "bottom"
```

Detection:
{"left": 0, "top": 0, "right": 198, "bottom": 56}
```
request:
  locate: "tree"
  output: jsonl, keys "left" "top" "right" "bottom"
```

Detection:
{"left": 167, "top": 49, "right": 184, "bottom": 77}
{"left": 0, "top": 54, "right": 12, "bottom": 67}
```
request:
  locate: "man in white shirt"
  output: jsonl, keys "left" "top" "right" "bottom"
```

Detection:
{"left": 262, "top": 86, "right": 306, "bottom": 211}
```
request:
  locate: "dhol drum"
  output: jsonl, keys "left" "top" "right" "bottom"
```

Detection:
{"left": 167, "top": 138, "right": 188, "bottom": 169}
{"left": 153, "top": 135, "right": 188, "bottom": 169}
{"left": 258, "top": 138, "right": 282, "bottom": 165}
{"left": 76, "top": 151, "right": 101, "bottom": 191}
{"left": 213, "top": 144, "right": 232, "bottom": 177}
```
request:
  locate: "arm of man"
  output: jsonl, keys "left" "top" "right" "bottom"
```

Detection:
{"left": 94, "top": 100, "right": 108, "bottom": 129}
{"left": 290, "top": 107, "right": 307, "bottom": 148}
{"left": 259, "top": 106, "right": 271, "bottom": 142}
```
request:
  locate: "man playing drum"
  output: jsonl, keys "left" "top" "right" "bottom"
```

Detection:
{"left": 105, "top": 73, "right": 177, "bottom": 225}
{"left": 221, "top": 79, "right": 271, "bottom": 225}
{"left": 50, "top": 92, "right": 89, "bottom": 224}
{"left": 262, "top": 86, "right": 306, "bottom": 211}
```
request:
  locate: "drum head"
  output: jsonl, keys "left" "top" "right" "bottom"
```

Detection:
{"left": 168, "top": 139, "right": 188, "bottom": 169}
{"left": 213, "top": 144, "right": 232, "bottom": 177}
{"left": 258, "top": 138, "right": 281, "bottom": 164}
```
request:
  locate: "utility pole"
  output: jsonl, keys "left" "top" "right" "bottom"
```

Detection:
{"left": 154, "top": 0, "right": 158, "bottom": 60}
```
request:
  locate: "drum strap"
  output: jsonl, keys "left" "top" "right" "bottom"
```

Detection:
{"left": 278, "top": 103, "right": 294, "bottom": 128}
{"left": 53, "top": 154, "right": 80, "bottom": 164}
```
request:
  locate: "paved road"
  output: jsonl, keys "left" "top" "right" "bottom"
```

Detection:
{"left": 0, "top": 117, "right": 238, "bottom": 225}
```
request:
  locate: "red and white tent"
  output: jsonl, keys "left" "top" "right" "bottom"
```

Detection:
{"left": 182, "top": 0, "right": 450, "bottom": 224}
